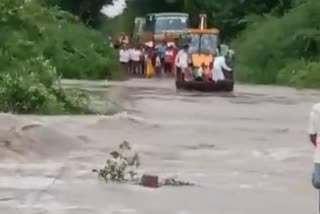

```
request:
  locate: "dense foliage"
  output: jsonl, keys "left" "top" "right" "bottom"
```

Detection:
{"left": 0, "top": 0, "right": 118, "bottom": 114}
{"left": 43, "top": 0, "right": 113, "bottom": 27}
{"left": 108, "top": 0, "right": 320, "bottom": 88}
{"left": 116, "top": 0, "right": 293, "bottom": 41}
{"left": 38, "top": 0, "right": 320, "bottom": 87}
{"left": 233, "top": 0, "right": 320, "bottom": 87}
{"left": 2, "top": 0, "right": 320, "bottom": 116}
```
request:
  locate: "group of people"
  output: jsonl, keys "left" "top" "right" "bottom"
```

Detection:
{"left": 118, "top": 32, "right": 233, "bottom": 81}
{"left": 119, "top": 43, "right": 147, "bottom": 76}
{"left": 174, "top": 43, "right": 233, "bottom": 82}
{"left": 194, "top": 54, "right": 232, "bottom": 82}
{"left": 119, "top": 40, "right": 180, "bottom": 78}
{"left": 155, "top": 41, "right": 179, "bottom": 75}
{"left": 117, "top": 32, "right": 152, "bottom": 77}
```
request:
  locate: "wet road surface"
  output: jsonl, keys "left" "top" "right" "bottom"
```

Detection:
{"left": 0, "top": 78, "right": 319, "bottom": 214}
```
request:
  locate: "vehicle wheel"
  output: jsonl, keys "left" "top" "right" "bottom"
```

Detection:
{"left": 226, "top": 81, "right": 234, "bottom": 92}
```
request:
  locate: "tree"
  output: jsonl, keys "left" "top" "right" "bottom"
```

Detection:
{"left": 182, "top": 0, "right": 293, "bottom": 41}
{"left": 127, "top": 0, "right": 183, "bottom": 16}
{"left": 127, "top": 0, "right": 294, "bottom": 40}
{"left": 45, "top": 0, "right": 113, "bottom": 27}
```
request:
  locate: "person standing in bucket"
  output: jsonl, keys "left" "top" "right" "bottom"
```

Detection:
{"left": 212, "top": 53, "right": 232, "bottom": 82}
{"left": 308, "top": 103, "right": 320, "bottom": 212}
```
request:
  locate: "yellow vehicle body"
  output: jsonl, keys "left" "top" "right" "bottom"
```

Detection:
{"left": 187, "top": 28, "right": 220, "bottom": 68}
{"left": 191, "top": 54, "right": 213, "bottom": 67}
{"left": 175, "top": 14, "right": 234, "bottom": 93}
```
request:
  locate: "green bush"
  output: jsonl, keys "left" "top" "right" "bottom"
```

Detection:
{"left": 277, "top": 60, "right": 320, "bottom": 88}
{"left": 19, "top": 1, "right": 119, "bottom": 80}
{"left": 42, "top": 21, "right": 119, "bottom": 80}
{"left": 0, "top": 0, "right": 119, "bottom": 114}
{"left": 1, "top": 0, "right": 119, "bottom": 80}
{"left": 0, "top": 56, "right": 88, "bottom": 114}
{"left": 233, "top": 0, "right": 320, "bottom": 87}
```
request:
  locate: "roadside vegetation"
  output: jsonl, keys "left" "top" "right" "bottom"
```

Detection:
{"left": 2, "top": 0, "right": 320, "bottom": 114}
{"left": 0, "top": 0, "right": 118, "bottom": 114}
{"left": 233, "top": 0, "right": 320, "bottom": 88}
{"left": 106, "top": 0, "right": 320, "bottom": 88}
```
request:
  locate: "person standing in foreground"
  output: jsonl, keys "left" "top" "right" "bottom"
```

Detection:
{"left": 308, "top": 103, "right": 320, "bottom": 212}
{"left": 174, "top": 44, "right": 190, "bottom": 81}
{"left": 308, "top": 103, "right": 320, "bottom": 187}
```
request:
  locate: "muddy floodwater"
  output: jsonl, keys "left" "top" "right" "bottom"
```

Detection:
{"left": 0, "top": 78, "right": 320, "bottom": 214}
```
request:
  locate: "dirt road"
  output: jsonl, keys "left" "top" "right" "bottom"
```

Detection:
{"left": 0, "top": 79, "right": 319, "bottom": 214}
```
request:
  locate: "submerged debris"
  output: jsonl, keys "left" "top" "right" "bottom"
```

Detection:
{"left": 161, "top": 178, "right": 196, "bottom": 186}
{"left": 93, "top": 141, "right": 140, "bottom": 182}
{"left": 135, "top": 174, "right": 196, "bottom": 188}
{"left": 94, "top": 141, "right": 197, "bottom": 188}
{"left": 119, "top": 140, "right": 140, "bottom": 168}
{"left": 100, "top": 151, "right": 127, "bottom": 182}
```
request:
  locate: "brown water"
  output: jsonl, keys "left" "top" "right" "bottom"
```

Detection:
{"left": 0, "top": 78, "right": 319, "bottom": 214}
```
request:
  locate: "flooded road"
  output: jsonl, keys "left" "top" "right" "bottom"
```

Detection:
{"left": 0, "top": 78, "right": 319, "bottom": 214}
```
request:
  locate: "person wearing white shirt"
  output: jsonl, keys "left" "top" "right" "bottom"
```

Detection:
{"left": 212, "top": 55, "right": 232, "bottom": 82}
{"left": 119, "top": 45, "right": 130, "bottom": 73}
{"left": 130, "top": 46, "right": 142, "bottom": 75}
{"left": 131, "top": 48, "right": 141, "bottom": 62}
{"left": 308, "top": 103, "right": 320, "bottom": 189}
{"left": 174, "top": 44, "right": 190, "bottom": 81}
